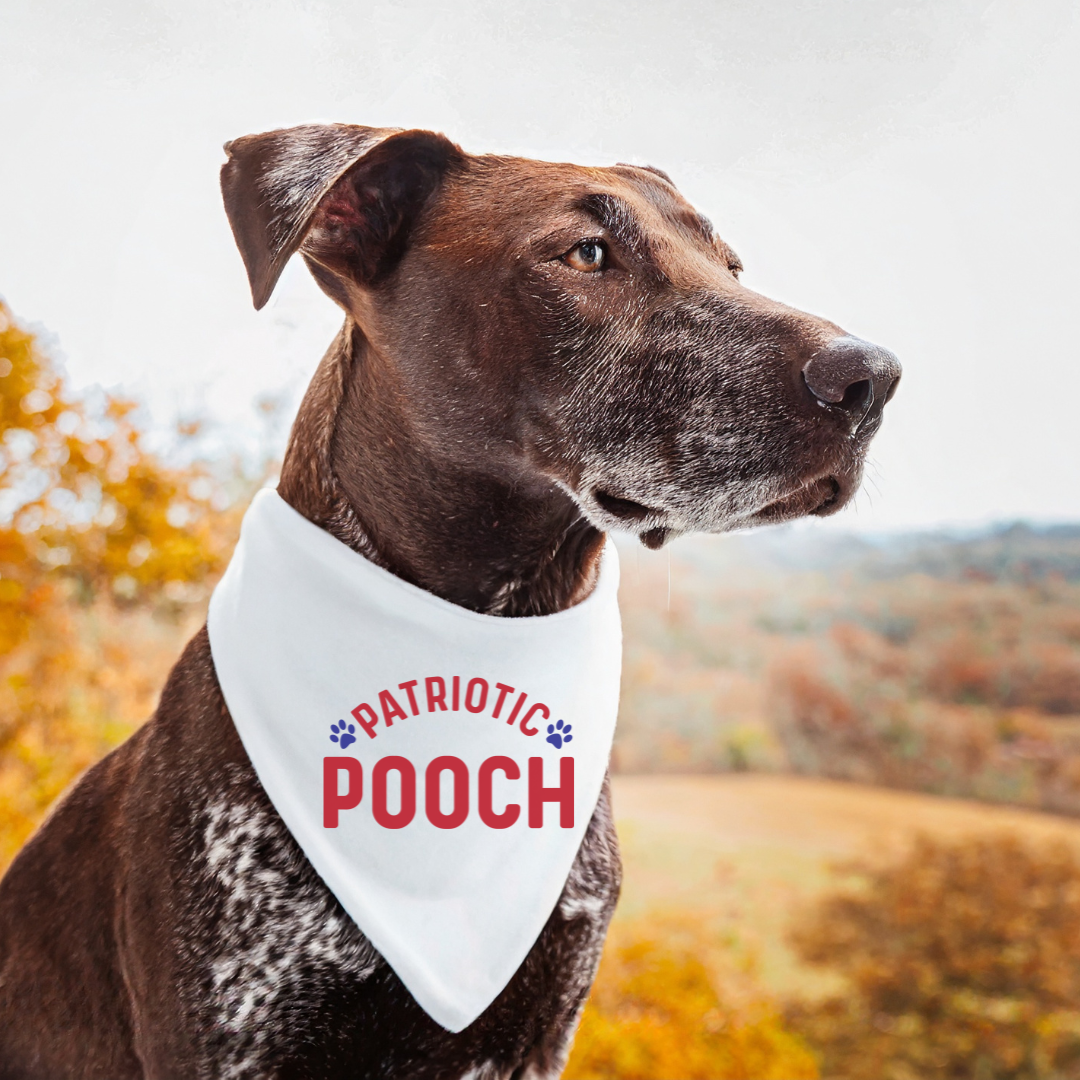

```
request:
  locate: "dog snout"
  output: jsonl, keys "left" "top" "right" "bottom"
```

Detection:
{"left": 802, "top": 335, "right": 901, "bottom": 433}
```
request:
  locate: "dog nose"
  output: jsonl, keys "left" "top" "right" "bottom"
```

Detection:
{"left": 802, "top": 335, "right": 901, "bottom": 432}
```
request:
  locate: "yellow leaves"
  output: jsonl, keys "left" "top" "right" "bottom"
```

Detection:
{"left": 564, "top": 919, "right": 819, "bottom": 1080}
{"left": 0, "top": 297, "right": 246, "bottom": 868}
{"left": 0, "top": 297, "right": 238, "bottom": 621}
{"left": 0, "top": 600, "right": 197, "bottom": 868}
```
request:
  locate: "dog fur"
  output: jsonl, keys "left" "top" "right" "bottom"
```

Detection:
{"left": 0, "top": 123, "right": 899, "bottom": 1078}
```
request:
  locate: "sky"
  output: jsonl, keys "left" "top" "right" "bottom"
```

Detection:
{"left": 2, "top": 0, "right": 1078, "bottom": 532}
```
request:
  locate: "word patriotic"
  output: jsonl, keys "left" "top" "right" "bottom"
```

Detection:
{"left": 208, "top": 489, "right": 622, "bottom": 1032}
{"left": 349, "top": 674, "right": 559, "bottom": 740}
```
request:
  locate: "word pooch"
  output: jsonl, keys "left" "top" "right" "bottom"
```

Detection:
{"left": 324, "top": 755, "right": 575, "bottom": 830}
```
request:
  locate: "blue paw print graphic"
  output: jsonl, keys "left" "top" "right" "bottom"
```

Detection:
{"left": 329, "top": 720, "right": 357, "bottom": 750}
{"left": 546, "top": 720, "right": 573, "bottom": 749}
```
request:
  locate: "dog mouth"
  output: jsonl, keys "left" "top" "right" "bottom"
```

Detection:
{"left": 595, "top": 474, "right": 848, "bottom": 524}
{"left": 589, "top": 471, "right": 851, "bottom": 548}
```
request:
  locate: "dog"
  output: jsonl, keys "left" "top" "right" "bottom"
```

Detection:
{"left": 0, "top": 123, "right": 900, "bottom": 1078}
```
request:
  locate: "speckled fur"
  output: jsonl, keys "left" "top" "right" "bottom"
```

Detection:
{"left": 199, "top": 786, "right": 382, "bottom": 1073}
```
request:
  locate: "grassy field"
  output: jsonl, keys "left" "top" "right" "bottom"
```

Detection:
{"left": 610, "top": 773, "right": 1080, "bottom": 999}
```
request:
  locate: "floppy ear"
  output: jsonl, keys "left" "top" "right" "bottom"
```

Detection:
{"left": 221, "top": 123, "right": 462, "bottom": 309}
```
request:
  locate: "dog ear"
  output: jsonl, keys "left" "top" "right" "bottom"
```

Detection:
{"left": 221, "top": 123, "right": 462, "bottom": 310}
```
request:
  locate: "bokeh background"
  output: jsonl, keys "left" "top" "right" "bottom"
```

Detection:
{"left": 3, "top": 1, "right": 1080, "bottom": 1075}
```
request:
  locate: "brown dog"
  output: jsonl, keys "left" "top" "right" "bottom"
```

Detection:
{"left": 0, "top": 124, "right": 899, "bottom": 1078}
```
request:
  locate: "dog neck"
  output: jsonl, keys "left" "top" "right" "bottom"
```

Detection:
{"left": 277, "top": 323, "right": 606, "bottom": 617}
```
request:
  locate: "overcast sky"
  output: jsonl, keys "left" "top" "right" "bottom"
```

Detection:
{"left": 3, "top": 0, "right": 1078, "bottom": 531}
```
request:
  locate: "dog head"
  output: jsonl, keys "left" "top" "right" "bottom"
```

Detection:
{"left": 222, "top": 124, "right": 900, "bottom": 550}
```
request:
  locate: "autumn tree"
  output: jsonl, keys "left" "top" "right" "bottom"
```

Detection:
{"left": 0, "top": 298, "right": 240, "bottom": 865}
{"left": 564, "top": 918, "right": 819, "bottom": 1080}
{"left": 788, "top": 832, "right": 1080, "bottom": 1079}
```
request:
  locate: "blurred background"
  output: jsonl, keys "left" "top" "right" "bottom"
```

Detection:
{"left": 3, "top": 1, "right": 1080, "bottom": 1075}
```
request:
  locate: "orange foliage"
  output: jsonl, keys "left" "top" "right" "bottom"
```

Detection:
{"left": 564, "top": 919, "right": 819, "bottom": 1080}
{"left": 0, "top": 299, "right": 240, "bottom": 867}
{"left": 616, "top": 541, "right": 1080, "bottom": 810}
{"left": 766, "top": 583, "right": 1080, "bottom": 813}
{"left": 788, "top": 833, "right": 1080, "bottom": 1079}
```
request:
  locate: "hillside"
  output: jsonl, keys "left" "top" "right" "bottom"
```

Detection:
{"left": 610, "top": 772, "right": 1080, "bottom": 998}
{"left": 614, "top": 522, "right": 1080, "bottom": 816}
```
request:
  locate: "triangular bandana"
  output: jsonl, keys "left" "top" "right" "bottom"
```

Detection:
{"left": 207, "top": 490, "right": 622, "bottom": 1032}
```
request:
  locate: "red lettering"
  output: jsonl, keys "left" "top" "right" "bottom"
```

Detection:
{"left": 426, "top": 677, "right": 447, "bottom": 712}
{"left": 379, "top": 689, "right": 407, "bottom": 725}
{"left": 372, "top": 757, "right": 416, "bottom": 829}
{"left": 506, "top": 692, "right": 527, "bottom": 727}
{"left": 520, "top": 702, "right": 549, "bottom": 736}
{"left": 492, "top": 682, "right": 515, "bottom": 718}
{"left": 350, "top": 702, "right": 380, "bottom": 739}
{"left": 478, "top": 756, "right": 520, "bottom": 829}
{"left": 528, "top": 756, "right": 574, "bottom": 828}
{"left": 425, "top": 756, "right": 469, "bottom": 829}
{"left": 452, "top": 675, "right": 461, "bottom": 711}
{"left": 398, "top": 680, "right": 420, "bottom": 716}
{"left": 323, "top": 757, "right": 363, "bottom": 828}
{"left": 465, "top": 677, "right": 489, "bottom": 714}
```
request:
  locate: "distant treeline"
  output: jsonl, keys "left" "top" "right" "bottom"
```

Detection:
{"left": 734, "top": 520, "right": 1080, "bottom": 583}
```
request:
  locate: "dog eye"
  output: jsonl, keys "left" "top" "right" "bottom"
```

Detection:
{"left": 563, "top": 240, "right": 606, "bottom": 273}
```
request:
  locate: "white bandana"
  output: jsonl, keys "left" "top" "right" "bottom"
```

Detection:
{"left": 207, "top": 489, "right": 622, "bottom": 1032}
